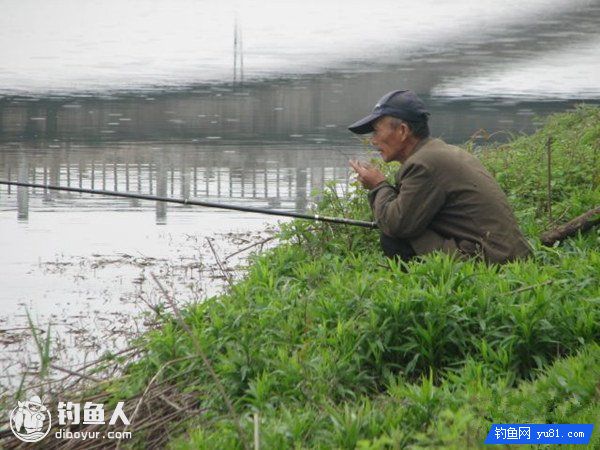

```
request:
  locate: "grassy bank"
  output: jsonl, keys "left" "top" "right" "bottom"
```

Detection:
{"left": 123, "top": 106, "right": 599, "bottom": 448}
{"left": 14, "top": 106, "right": 599, "bottom": 449}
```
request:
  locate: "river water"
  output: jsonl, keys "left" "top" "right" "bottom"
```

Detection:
{"left": 1, "top": 0, "right": 600, "bottom": 389}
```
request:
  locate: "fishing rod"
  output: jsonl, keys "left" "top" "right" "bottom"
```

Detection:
{"left": 0, "top": 180, "right": 377, "bottom": 229}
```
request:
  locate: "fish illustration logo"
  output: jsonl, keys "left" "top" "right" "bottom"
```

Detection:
{"left": 9, "top": 395, "right": 52, "bottom": 442}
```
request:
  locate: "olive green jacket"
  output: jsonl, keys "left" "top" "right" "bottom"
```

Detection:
{"left": 368, "top": 137, "right": 531, "bottom": 263}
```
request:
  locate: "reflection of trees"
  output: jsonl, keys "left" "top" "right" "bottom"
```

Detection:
{"left": 17, "top": 155, "right": 28, "bottom": 221}
{"left": 0, "top": 85, "right": 583, "bottom": 147}
{"left": 1, "top": 0, "right": 598, "bottom": 145}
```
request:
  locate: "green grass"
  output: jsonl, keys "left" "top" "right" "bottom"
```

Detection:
{"left": 112, "top": 106, "right": 600, "bottom": 448}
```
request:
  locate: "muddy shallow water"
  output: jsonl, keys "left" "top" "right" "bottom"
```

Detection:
{"left": 0, "top": 209, "right": 282, "bottom": 392}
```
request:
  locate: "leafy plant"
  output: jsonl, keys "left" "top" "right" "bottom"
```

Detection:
{"left": 106, "top": 107, "right": 600, "bottom": 449}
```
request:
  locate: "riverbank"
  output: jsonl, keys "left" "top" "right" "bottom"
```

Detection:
{"left": 2, "top": 106, "right": 599, "bottom": 448}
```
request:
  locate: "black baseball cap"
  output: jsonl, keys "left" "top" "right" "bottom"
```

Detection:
{"left": 348, "top": 90, "right": 430, "bottom": 134}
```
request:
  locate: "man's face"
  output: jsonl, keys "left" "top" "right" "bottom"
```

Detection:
{"left": 371, "top": 116, "right": 408, "bottom": 163}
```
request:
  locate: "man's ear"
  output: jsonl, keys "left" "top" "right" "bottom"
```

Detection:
{"left": 398, "top": 122, "right": 410, "bottom": 140}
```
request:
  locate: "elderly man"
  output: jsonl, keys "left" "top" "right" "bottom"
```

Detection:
{"left": 348, "top": 90, "right": 531, "bottom": 264}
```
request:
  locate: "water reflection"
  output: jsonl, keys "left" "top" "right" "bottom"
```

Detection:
{"left": 1, "top": 88, "right": 597, "bottom": 224}
{"left": 17, "top": 155, "right": 28, "bottom": 221}
{"left": 0, "top": 143, "right": 355, "bottom": 223}
{"left": 1, "top": 84, "right": 596, "bottom": 145}
{"left": 2, "top": 1, "right": 600, "bottom": 144}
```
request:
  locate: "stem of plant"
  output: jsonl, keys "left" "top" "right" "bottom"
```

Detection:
{"left": 254, "top": 411, "right": 260, "bottom": 450}
{"left": 546, "top": 136, "right": 553, "bottom": 223}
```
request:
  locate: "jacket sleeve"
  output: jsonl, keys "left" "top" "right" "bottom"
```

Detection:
{"left": 367, "top": 163, "right": 446, "bottom": 238}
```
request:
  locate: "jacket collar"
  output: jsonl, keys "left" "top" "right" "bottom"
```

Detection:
{"left": 405, "top": 136, "right": 432, "bottom": 162}
{"left": 396, "top": 137, "right": 433, "bottom": 180}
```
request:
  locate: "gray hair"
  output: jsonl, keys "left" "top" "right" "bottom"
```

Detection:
{"left": 388, "top": 116, "right": 430, "bottom": 139}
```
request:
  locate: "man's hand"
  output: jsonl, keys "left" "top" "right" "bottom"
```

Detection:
{"left": 349, "top": 159, "right": 387, "bottom": 190}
